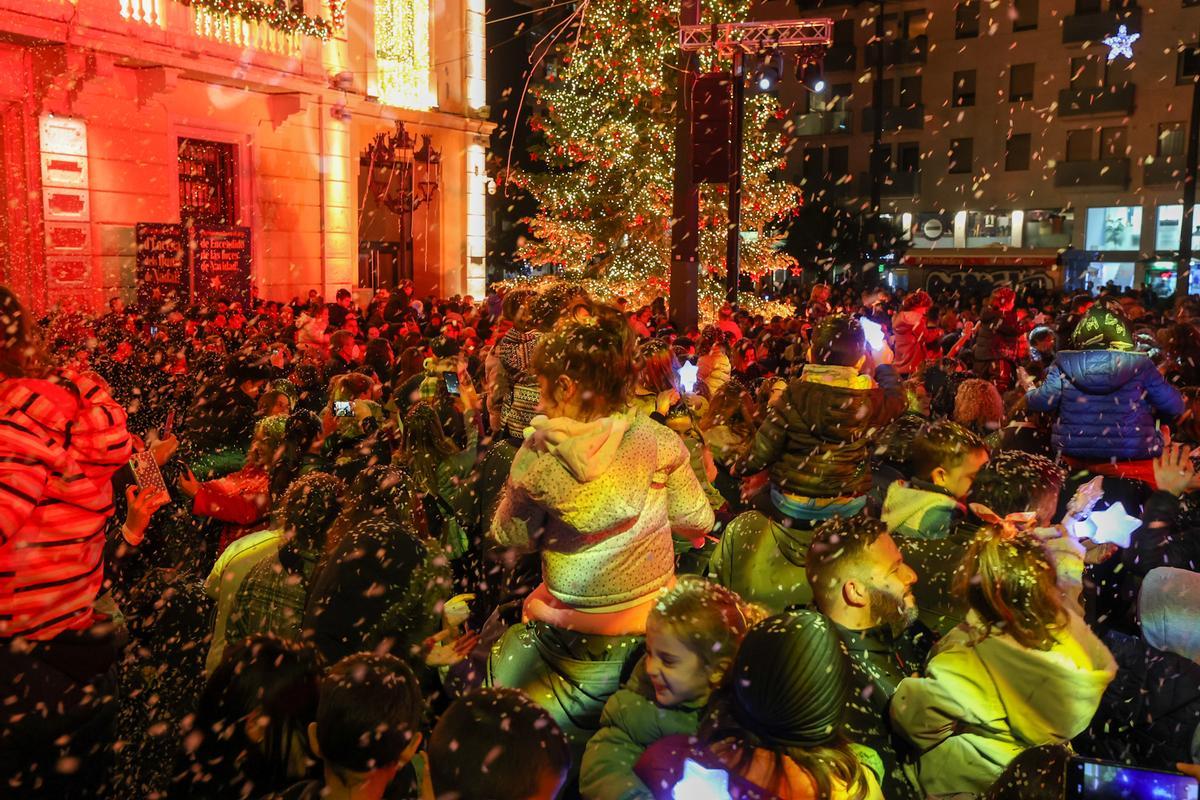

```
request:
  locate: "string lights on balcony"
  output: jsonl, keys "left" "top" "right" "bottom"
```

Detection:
{"left": 178, "top": 0, "right": 340, "bottom": 40}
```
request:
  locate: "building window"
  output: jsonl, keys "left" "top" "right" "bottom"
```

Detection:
{"left": 1158, "top": 122, "right": 1186, "bottom": 157}
{"left": 1024, "top": 210, "right": 1074, "bottom": 248}
{"left": 1006, "top": 134, "right": 1032, "bottom": 171}
{"left": 898, "top": 142, "right": 920, "bottom": 172}
{"left": 1180, "top": 45, "right": 1200, "bottom": 85}
{"left": 833, "top": 19, "right": 855, "bottom": 45}
{"left": 956, "top": 1, "right": 980, "bottom": 38}
{"left": 967, "top": 212, "right": 1013, "bottom": 247}
{"left": 949, "top": 138, "right": 973, "bottom": 173}
{"left": 1085, "top": 206, "right": 1142, "bottom": 251}
{"left": 1066, "top": 129, "right": 1094, "bottom": 162}
{"left": 802, "top": 148, "right": 824, "bottom": 183}
{"left": 1074, "top": 0, "right": 1101, "bottom": 13}
{"left": 1010, "top": 63, "right": 1034, "bottom": 101}
{"left": 828, "top": 146, "right": 850, "bottom": 179}
{"left": 1155, "top": 205, "right": 1200, "bottom": 251}
{"left": 899, "top": 75, "right": 922, "bottom": 108}
{"left": 375, "top": 0, "right": 435, "bottom": 110}
{"left": 1100, "top": 126, "right": 1128, "bottom": 158}
{"left": 178, "top": 138, "right": 238, "bottom": 225}
{"left": 904, "top": 10, "right": 929, "bottom": 38}
{"left": 1013, "top": 0, "right": 1038, "bottom": 31}
{"left": 1070, "top": 55, "right": 1106, "bottom": 90}
{"left": 953, "top": 70, "right": 976, "bottom": 107}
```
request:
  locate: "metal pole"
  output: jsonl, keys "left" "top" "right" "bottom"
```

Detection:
{"left": 726, "top": 49, "right": 745, "bottom": 304}
{"left": 1177, "top": 68, "right": 1200, "bottom": 298}
{"left": 670, "top": 0, "right": 701, "bottom": 330}
{"left": 869, "top": 1, "right": 885, "bottom": 227}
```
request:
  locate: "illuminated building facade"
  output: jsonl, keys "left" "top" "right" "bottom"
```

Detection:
{"left": 0, "top": 0, "right": 492, "bottom": 312}
{"left": 760, "top": 0, "right": 1200, "bottom": 295}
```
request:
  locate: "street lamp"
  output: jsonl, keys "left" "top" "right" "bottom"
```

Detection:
{"left": 360, "top": 121, "right": 442, "bottom": 216}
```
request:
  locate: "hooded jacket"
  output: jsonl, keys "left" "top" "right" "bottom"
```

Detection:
{"left": 1026, "top": 349, "right": 1184, "bottom": 460}
{"left": 892, "top": 309, "right": 930, "bottom": 376}
{"left": 882, "top": 480, "right": 962, "bottom": 541}
{"left": 0, "top": 372, "right": 133, "bottom": 640}
{"left": 580, "top": 662, "right": 701, "bottom": 800}
{"left": 891, "top": 609, "right": 1116, "bottom": 797}
{"left": 490, "top": 411, "right": 713, "bottom": 632}
{"left": 1139, "top": 567, "right": 1200, "bottom": 664}
{"left": 737, "top": 364, "right": 905, "bottom": 499}
{"left": 707, "top": 510, "right": 813, "bottom": 615}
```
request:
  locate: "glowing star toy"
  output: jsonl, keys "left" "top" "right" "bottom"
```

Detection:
{"left": 1075, "top": 502, "right": 1143, "bottom": 549}
{"left": 673, "top": 760, "right": 732, "bottom": 800}
{"left": 678, "top": 360, "right": 700, "bottom": 394}
{"left": 1103, "top": 25, "right": 1139, "bottom": 62}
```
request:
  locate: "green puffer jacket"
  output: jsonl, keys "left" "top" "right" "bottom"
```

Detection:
{"left": 736, "top": 364, "right": 905, "bottom": 499}
{"left": 579, "top": 663, "right": 702, "bottom": 800}
{"left": 707, "top": 510, "right": 813, "bottom": 614}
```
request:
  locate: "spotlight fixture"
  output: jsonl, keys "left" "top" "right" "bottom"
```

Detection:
{"left": 752, "top": 51, "right": 783, "bottom": 94}
{"left": 799, "top": 60, "right": 825, "bottom": 93}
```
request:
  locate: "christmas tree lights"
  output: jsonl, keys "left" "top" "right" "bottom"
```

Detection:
{"left": 510, "top": 0, "right": 800, "bottom": 312}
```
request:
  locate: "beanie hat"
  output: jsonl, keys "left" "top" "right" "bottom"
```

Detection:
{"left": 1071, "top": 305, "right": 1133, "bottom": 351}
{"left": 729, "top": 610, "right": 851, "bottom": 749}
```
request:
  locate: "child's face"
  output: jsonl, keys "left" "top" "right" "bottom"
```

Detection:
{"left": 933, "top": 447, "right": 990, "bottom": 500}
{"left": 644, "top": 620, "right": 713, "bottom": 708}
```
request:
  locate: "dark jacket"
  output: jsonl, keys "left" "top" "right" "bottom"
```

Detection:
{"left": 1074, "top": 629, "right": 1200, "bottom": 769}
{"left": 895, "top": 520, "right": 980, "bottom": 637}
{"left": 181, "top": 377, "right": 258, "bottom": 458}
{"left": 707, "top": 510, "right": 813, "bottom": 615}
{"left": 736, "top": 364, "right": 905, "bottom": 499}
{"left": 973, "top": 306, "right": 1020, "bottom": 363}
{"left": 836, "top": 622, "right": 934, "bottom": 800}
{"left": 1026, "top": 350, "right": 1185, "bottom": 460}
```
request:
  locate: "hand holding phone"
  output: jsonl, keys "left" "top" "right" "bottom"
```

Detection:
{"left": 442, "top": 371, "right": 461, "bottom": 396}
{"left": 333, "top": 400, "right": 354, "bottom": 417}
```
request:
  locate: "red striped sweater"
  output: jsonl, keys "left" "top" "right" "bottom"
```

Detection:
{"left": 0, "top": 371, "right": 133, "bottom": 640}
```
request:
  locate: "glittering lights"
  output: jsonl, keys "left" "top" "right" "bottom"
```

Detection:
{"left": 375, "top": 0, "right": 436, "bottom": 110}
{"left": 511, "top": 0, "right": 799, "bottom": 296}
{"left": 1103, "top": 24, "right": 1139, "bottom": 62}
{"left": 179, "top": 0, "right": 335, "bottom": 39}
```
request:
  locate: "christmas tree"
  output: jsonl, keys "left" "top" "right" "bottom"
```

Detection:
{"left": 509, "top": 0, "right": 800, "bottom": 311}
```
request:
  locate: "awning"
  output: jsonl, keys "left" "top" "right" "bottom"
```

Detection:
{"left": 900, "top": 248, "right": 1062, "bottom": 268}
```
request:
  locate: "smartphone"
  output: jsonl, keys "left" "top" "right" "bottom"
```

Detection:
{"left": 443, "top": 371, "right": 461, "bottom": 396}
{"left": 677, "top": 360, "right": 699, "bottom": 394}
{"left": 129, "top": 450, "right": 169, "bottom": 498}
{"left": 149, "top": 325, "right": 158, "bottom": 336}
{"left": 333, "top": 400, "right": 354, "bottom": 417}
{"left": 860, "top": 318, "right": 886, "bottom": 352}
{"left": 1067, "top": 756, "right": 1198, "bottom": 799}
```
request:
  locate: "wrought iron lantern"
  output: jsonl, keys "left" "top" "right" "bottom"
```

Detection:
{"left": 360, "top": 121, "right": 442, "bottom": 215}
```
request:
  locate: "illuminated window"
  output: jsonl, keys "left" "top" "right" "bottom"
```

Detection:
{"left": 376, "top": 0, "right": 435, "bottom": 110}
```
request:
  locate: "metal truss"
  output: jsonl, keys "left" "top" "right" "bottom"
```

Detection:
{"left": 679, "top": 19, "right": 833, "bottom": 53}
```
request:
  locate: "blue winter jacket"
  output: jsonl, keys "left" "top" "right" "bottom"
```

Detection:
{"left": 1026, "top": 350, "right": 1185, "bottom": 461}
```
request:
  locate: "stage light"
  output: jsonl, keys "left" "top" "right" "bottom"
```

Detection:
{"left": 752, "top": 52, "right": 782, "bottom": 94}
{"left": 799, "top": 61, "right": 825, "bottom": 93}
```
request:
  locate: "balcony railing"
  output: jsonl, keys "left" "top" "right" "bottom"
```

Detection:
{"left": 861, "top": 105, "right": 925, "bottom": 133}
{"left": 1062, "top": 6, "right": 1141, "bottom": 44}
{"left": 1057, "top": 83, "right": 1136, "bottom": 116}
{"left": 1054, "top": 158, "right": 1131, "bottom": 189}
{"left": 117, "top": 0, "right": 305, "bottom": 57}
{"left": 1144, "top": 155, "right": 1186, "bottom": 186}
{"left": 865, "top": 36, "right": 928, "bottom": 67}
{"left": 794, "top": 110, "right": 852, "bottom": 136}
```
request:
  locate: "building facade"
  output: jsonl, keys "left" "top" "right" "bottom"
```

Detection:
{"left": 0, "top": 0, "right": 492, "bottom": 313}
{"left": 759, "top": 0, "right": 1200, "bottom": 295}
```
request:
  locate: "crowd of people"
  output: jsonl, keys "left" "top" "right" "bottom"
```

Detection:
{"left": 1, "top": 274, "right": 1199, "bottom": 799}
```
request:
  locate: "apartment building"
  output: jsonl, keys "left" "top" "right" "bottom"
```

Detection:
{"left": 756, "top": 0, "right": 1200, "bottom": 295}
{"left": 0, "top": 0, "right": 492, "bottom": 313}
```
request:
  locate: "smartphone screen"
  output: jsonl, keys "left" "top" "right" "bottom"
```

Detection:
{"left": 1068, "top": 756, "right": 1198, "bottom": 799}
{"left": 333, "top": 401, "right": 354, "bottom": 417}
{"left": 860, "top": 318, "right": 886, "bottom": 352}
{"left": 443, "top": 371, "right": 461, "bottom": 396}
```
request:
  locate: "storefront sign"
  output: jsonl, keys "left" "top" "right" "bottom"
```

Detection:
{"left": 926, "top": 267, "right": 1056, "bottom": 293}
{"left": 136, "top": 223, "right": 188, "bottom": 307}
{"left": 191, "top": 225, "right": 251, "bottom": 305}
